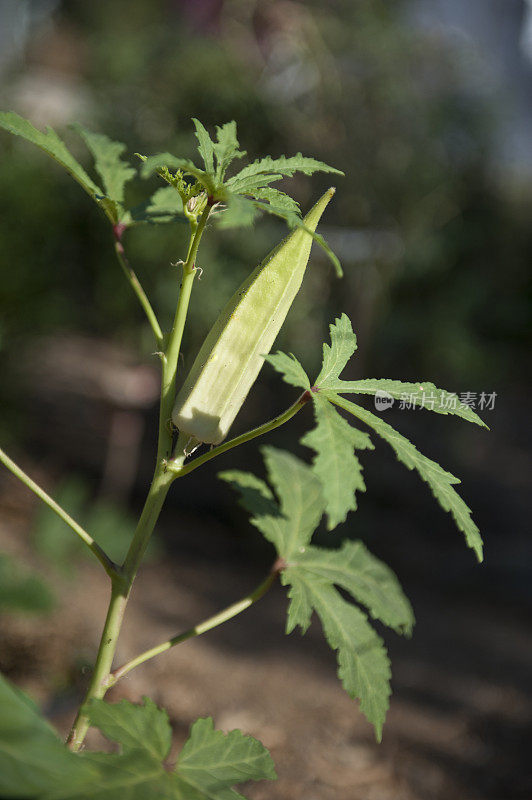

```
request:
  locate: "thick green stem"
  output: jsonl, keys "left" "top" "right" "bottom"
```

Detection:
{"left": 122, "top": 468, "right": 174, "bottom": 582}
{"left": 0, "top": 447, "right": 117, "bottom": 579}
{"left": 66, "top": 584, "right": 127, "bottom": 751}
{"left": 168, "top": 390, "right": 311, "bottom": 477}
{"left": 66, "top": 462, "right": 174, "bottom": 751}
{"left": 67, "top": 209, "right": 210, "bottom": 751}
{"left": 109, "top": 567, "right": 280, "bottom": 686}
{"left": 157, "top": 205, "right": 211, "bottom": 462}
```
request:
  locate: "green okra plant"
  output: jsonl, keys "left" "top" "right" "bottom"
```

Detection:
{"left": 0, "top": 113, "right": 486, "bottom": 799}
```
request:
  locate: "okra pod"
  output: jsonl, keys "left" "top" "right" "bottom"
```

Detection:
{"left": 173, "top": 188, "right": 335, "bottom": 445}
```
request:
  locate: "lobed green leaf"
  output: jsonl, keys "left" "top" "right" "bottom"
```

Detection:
{"left": 136, "top": 119, "right": 343, "bottom": 272}
{"left": 291, "top": 541, "right": 414, "bottom": 636}
{"left": 227, "top": 153, "right": 343, "bottom": 194}
{"left": 282, "top": 572, "right": 391, "bottom": 740}
{"left": 219, "top": 448, "right": 414, "bottom": 740}
{"left": 85, "top": 697, "right": 171, "bottom": 761}
{"left": 301, "top": 395, "right": 372, "bottom": 529}
{"left": 0, "top": 111, "right": 102, "bottom": 201}
{"left": 330, "top": 378, "right": 488, "bottom": 427}
{"left": 213, "top": 121, "right": 246, "bottom": 181}
{"left": 176, "top": 717, "right": 276, "bottom": 800}
{"left": 314, "top": 313, "right": 358, "bottom": 388}
{"left": 192, "top": 118, "right": 215, "bottom": 174}
{"left": 263, "top": 313, "right": 484, "bottom": 558}
{"left": 220, "top": 447, "right": 323, "bottom": 559}
{"left": 264, "top": 352, "right": 310, "bottom": 390}
{"left": 328, "top": 394, "right": 484, "bottom": 561}
{"left": 73, "top": 124, "right": 135, "bottom": 218}
{"left": 0, "top": 674, "right": 96, "bottom": 798}
{"left": 0, "top": 674, "right": 276, "bottom": 800}
{"left": 247, "top": 185, "right": 301, "bottom": 215}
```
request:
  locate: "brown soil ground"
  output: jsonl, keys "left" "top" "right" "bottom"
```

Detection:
{"left": 1, "top": 468, "right": 531, "bottom": 800}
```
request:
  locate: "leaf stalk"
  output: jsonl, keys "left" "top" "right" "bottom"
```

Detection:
{"left": 168, "top": 391, "right": 311, "bottom": 477}
{"left": 113, "top": 229, "right": 164, "bottom": 346}
{"left": 0, "top": 447, "right": 118, "bottom": 580}
{"left": 109, "top": 566, "right": 280, "bottom": 686}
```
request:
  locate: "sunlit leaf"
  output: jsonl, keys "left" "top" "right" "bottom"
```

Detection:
{"left": 314, "top": 313, "right": 358, "bottom": 388}
{"left": 330, "top": 377, "right": 487, "bottom": 427}
{"left": 73, "top": 124, "right": 135, "bottom": 220}
{"left": 227, "top": 153, "right": 343, "bottom": 194}
{"left": 220, "top": 449, "right": 414, "bottom": 740}
{"left": 0, "top": 111, "right": 101, "bottom": 199}
{"left": 264, "top": 351, "right": 310, "bottom": 390}
{"left": 213, "top": 121, "right": 246, "bottom": 181}
{"left": 329, "top": 394, "right": 484, "bottom": 561}
{"left": 301, "top": 395, "right": 372, "bottom": 529}
{"left": 192, "top": 118, "right": 215, "bottom": 174}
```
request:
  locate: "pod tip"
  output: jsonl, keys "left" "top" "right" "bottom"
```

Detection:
{"left": 327, "top": 186, "right": 336, "bottom": 196}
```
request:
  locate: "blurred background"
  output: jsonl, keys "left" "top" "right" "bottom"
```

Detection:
{"left": 0, "top": 1, "right": 530, "bottom": 798}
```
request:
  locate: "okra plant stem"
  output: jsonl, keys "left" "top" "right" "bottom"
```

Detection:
{"left": 109, "top": 566, "right": 280, "bottom": 685}
{"left": 121, "top": 467, "right": 174, "bottom": 583}
{"left": 66, "top": 468, "right": 174, "bottom": 751}
{"left": 66, "top": 585, "right": 127, "bottom": 751}
{"left": 67, "top": 208, "right": 211, "bottom": 751}
{"left": 0, "top": 447, "right": 118, "bottom": 579}
{"left": 157, "top": 204, "right": 211, "bottom": 463}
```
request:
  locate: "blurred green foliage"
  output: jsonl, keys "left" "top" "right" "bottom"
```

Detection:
{"left": 0, "top": 553, "right": 54, "bottom": 615}
{"left": 0, "top": 0, "right": 528, "bottom": 649}
{"left": 0, "top": 474, "right": 160, "bottom": 622}
{"left": 32, "top": 476, "right": 161, "bottom": 571}
{"left": 0, "top": 0, "right": 530, "bottom": 409}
